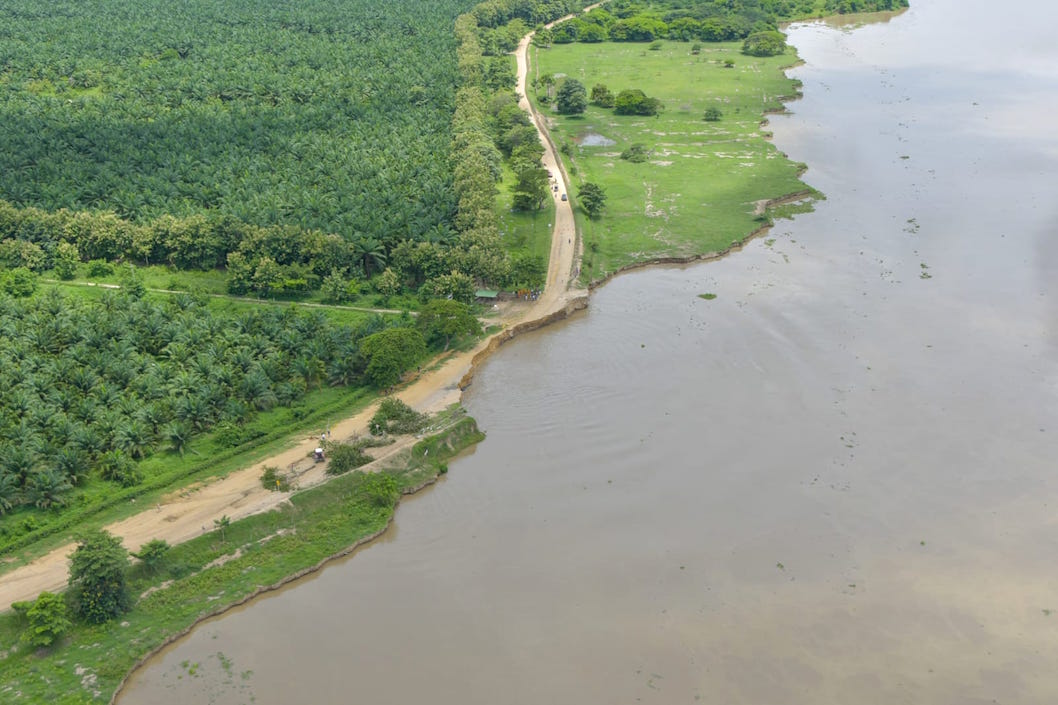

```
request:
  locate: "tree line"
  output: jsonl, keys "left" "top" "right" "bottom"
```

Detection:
{"left": 449, "top": 0, "right": 601, "bottom": 288}
{"left": 0, "top": 287, "right": 476, "bottom": 518}
{"left": 0, "top": 0, "right": 532, "bottom": 300}
{"left": 544, "top": 0, "right": 908, "bottom": 44}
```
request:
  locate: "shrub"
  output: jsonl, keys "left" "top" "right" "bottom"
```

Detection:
{"left": 370, "top": 398, "right": 427, "bottom": 435}
{"left": 325, "top": 443, "right": 371, "bottom": 475}
{"left": 704, "top": 107, "right": 723, "bottom": 122}
{"left": 620, "top": 143, "right": 649, "bottom": 163}
{"left": 86, "top": 259, "right": 113, "bottom": 277}
{"left": 13, "top": 591, "right": 70, "bottom": 648}
{"left": 69, "top": 529, "right": 131, "bottom": 624}
{"left": 260, "top": 465, "right": 290, "bottom": 491}
{"left": 1, "top": 267, "right": 37, "bottom": 297}
{"left": 132, "top": 538, "right": 171, "bottom": 573}
{"left": 742, "top": 31, "right": 787, "bottom": 57}
{"left": 53, "top": 242, "right": 80, "bottom": 280}
{"left": 358, "top": 472, "right": 400, "bottom": 508}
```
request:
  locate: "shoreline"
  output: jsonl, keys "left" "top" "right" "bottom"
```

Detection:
{"left": 107, "top": 471, "right": 442, "bottom": 705}
{"left": 6, "top": 9, "right": 830, "bottom": 702}
{"left": 1, "top": 1, "right": 819, "bottom": 616}
{"left": 586, "top": 188, "right": 816, "bottom": 292}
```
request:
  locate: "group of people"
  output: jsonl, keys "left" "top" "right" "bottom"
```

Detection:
{"left": 315, "top": 429, "right": 329, "bottom": 461}
{"left": 515, "top": 288, "right": 541, "bottom": 301}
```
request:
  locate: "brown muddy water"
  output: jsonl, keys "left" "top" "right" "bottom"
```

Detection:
{"left": 119, "top": 1, "right": 1058, "bottom": 703}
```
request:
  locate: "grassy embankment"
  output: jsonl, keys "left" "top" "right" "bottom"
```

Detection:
{"left": 530, "top": 40, "right": 820, "bottom": 282}
{"left": 496, "top": 161, "right": 555, "bottom": 289}
{"left": 0, "top": 409, "right": 484, "bottom": 704}
{"left": 493, "top": 53, "right": 554, "bottom": 290}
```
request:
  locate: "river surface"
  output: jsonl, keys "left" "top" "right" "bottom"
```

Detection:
{"left": 119, "top": 1, "right": 1058, "bottom": 703}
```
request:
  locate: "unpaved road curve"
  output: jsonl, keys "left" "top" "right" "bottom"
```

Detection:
{"left": 0, "top": 19, "right": 588, "bottom": 611}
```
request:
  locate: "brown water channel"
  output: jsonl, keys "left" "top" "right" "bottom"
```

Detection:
{"left": 119, "top": 1, "right": 1058, "bottom": 703}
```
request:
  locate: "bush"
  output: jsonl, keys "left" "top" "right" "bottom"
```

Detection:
{"left": 1, "top": 267, "right": 37, "bottom": 297}
{"left": 86, "top": 259, "right": 113, "bottom": 277}
{"left": 13, "top": 591, "right": 71, "bottom": 648}
{"left": 69, "top": 530, "right": 131, "bottom": 624}
{"left": 742, "top": 31, "right": 787, "bottom": 57}
{"left": 132, "top": 538, "right": 170, "bottom": 573}
{"left": 214, "top": 422, "right": 265, "bottom": 449}
{"left": 370, "top": 398, "right": 427, "bottom": 435}
{"left": 260, "top": 465, "right": 290, "bottom": 491}
{"left": 620, "top": 143, "right": 649, "bottom": 163}
{"left": 53, "top": 242, "right": 80, "bottom": 280}
{"left": 325, "top": 443, "right": 371, "bottom": 475}
{"left": 704, "top": 107, "right": 723, "bottom": 122}
{"left": 358, "top": 472, "right": 400, "bottom": 508}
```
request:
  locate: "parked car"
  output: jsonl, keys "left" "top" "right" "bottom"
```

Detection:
{"left": 560, "top": 193, "right": 567, "bottom": 201}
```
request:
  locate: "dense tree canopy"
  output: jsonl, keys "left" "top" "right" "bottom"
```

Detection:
{"left": 0, "top": 288, "right": 420, "bottom": 517}
{"left": 742, "top": 30, "right": 787, "bottom": 56}
{"left": 556, "top": 78, "right": 588, "bottom": 115}
{"left": 0, "top": 0, "right": 470, "bottom": 248}
{"left": 614, "top": 89, "right": 663, "bottom": 116}
{"left": 550, "top": 0, "right": 908, "bottom": 44}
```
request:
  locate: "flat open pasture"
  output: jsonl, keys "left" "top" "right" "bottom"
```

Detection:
{"left": 531, "top": 40, "right": 814, "bottom": 279}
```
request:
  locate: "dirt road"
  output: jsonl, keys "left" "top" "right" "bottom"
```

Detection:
{"left": 0, "top": 19, "right": 587, "bottom": 612}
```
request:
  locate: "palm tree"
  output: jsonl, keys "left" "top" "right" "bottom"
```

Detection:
{"left": 353, "top": 236, "right": 387, "bottom": 277}
{"left": 164, "top": 421, "right": 193, "bottom": 456}
{"left": 0, "top": 470, "right": 21, "bottom": 514}
{"left": 52, "top": 447, "right": 90, "bottom": 486}
{"left": 24, "top": 469, "right": 72, "bottom": 510}
{"left": 113, "top": 418, "right": 155, "bottom": 460}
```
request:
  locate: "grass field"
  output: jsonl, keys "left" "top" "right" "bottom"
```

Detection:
{"left": 495, "top": 161, "right": 555, "bottom": 288}
{"left": 530, "top": 40, "right": 818, "bottom": 281}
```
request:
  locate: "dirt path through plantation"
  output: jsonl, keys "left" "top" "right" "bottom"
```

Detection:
{"left": 0, "top": 17, "right": 591, "bottom": 611}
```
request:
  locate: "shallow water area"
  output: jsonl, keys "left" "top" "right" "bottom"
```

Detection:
{"left": 577, "top": 130, "right": 617, "bottom": 147}
{"left": 119, "top": 1, "right": 1058, "bottom": 703}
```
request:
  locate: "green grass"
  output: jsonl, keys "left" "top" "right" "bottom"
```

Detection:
{"left": 529, "top": 40, "right": 818, "bottom": 281}
{"left": 44, "top": 263, "right": 418, "bottom": 314}
{"left": 496, "top": 161, "right": 555, "bottom": 288}
{"left": 0, "top": 412, "right": 485, "bottom": 704}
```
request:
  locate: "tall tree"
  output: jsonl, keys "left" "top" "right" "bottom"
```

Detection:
{"left": 68, "top": 529, "right": 131, "bottom": 624}
{"left": 416, "top": 299, "right": 481, "bottom": 351}
{"left": 578, "top": 182, "right": 607, "bottom": 219}
{"left": 556, "top": 78, "right": 587, "bottom": 115}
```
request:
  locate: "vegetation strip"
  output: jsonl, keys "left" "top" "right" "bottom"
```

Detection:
{"left": 0, "top": 413, "right": 485, "bottom": 704}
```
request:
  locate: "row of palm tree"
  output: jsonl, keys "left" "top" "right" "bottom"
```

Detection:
{"left": 0, "top": 0, "right": 469, "bottom": 250}
{"left": 0, "top": 288, "right": 402, "bottom": 515}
